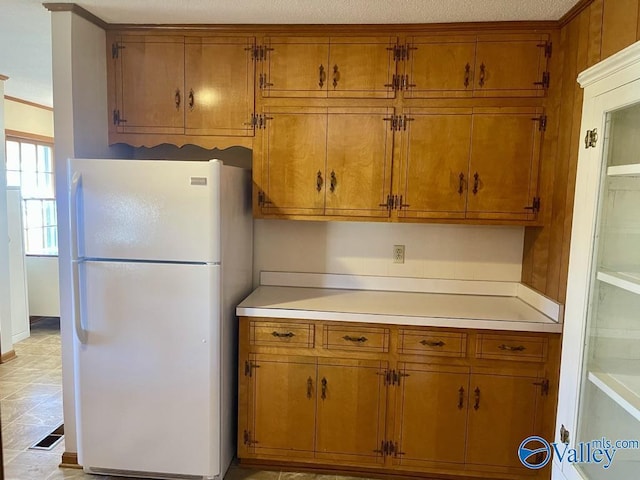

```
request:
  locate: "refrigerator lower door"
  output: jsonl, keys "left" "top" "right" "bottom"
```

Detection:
{"left": 75, "top": 261, "right": 221, "bottom": 479}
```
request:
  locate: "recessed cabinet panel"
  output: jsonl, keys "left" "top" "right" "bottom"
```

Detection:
{"left": 394, "top": 363, "right": 469, "bottom": 467}
{"left": 316, "top": 358, "right": 388, "bottom": 465}
{"left": 261, "top": 37, "right": 330, "bottom": 98}
{"left": 404, "top": 36, "right": 476, "bottom": 98}
{"left": 184, "top": 37, "right": 255, "bottom": 136}
{"left": 466, "top": 107, "right": 543, "bottom": 220}
{"left": 397, "top": 108, "right": 472, "bottom": 219}
{"left": 466, "top": 372, "right": 544, "bottom": 469}
{"left": 474, "top": 34, "right": 549, "bottom": 97}
{"left": 324, "top": 107, "right": 394, "bottom": 217}
{"left": 259, "top": 107, "right": 327, "bottom": 215}
{"left": 114, "top": 35, "right": 185, "bottom": 134}
{"left": 247, "top": 354, "right": 316, "bottom": 458}
{"left": 327, "top": 37, "right": 397, "bottom": 98}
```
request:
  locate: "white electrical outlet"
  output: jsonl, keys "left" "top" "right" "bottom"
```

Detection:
{"left": 393, "top": 245, "right": 405, "bottom": 264}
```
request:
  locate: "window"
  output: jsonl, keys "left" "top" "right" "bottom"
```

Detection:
{"left": 5, "top": 137, "right": 57, "bottom": 255}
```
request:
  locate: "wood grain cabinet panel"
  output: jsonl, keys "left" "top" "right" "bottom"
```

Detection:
{"left": 474, "top": 34, "right": 550, "bottom": 97}
{"left": 466, "top": 107, "right": 544, "bottom": 221}
{"left": 403, "top": 36, "right": 477, "bottom": 98}
{"left": 260, "top": 36, "right": 396, "bottom": 98}
{"left": 466, "top": 371, "right": 546, "bottom": 469}
{"left": 112, "top": 35, "right": 185, "bottom": 134}
{"left": 260, "top": 37, "right": 330, "bottom": 98}
{"left": 393, "top": 363, "right": 469, "bottom": 467}
{"left": 396, "top": 108, "right": 472, "bottom": 219}
{"left": 184, "top": 36, "right": 255, "bottom": 136}
{"left": 327, "top": 37, "right": 397, "bottom": 98}
{"left": 244, "top": 354, "right": 317, "bottom": 459}
{"left": 316, "top": 358, "right": 388, "bottom": 465}
{"left": 257, "top": 106, "right": 328, "bottom": 215}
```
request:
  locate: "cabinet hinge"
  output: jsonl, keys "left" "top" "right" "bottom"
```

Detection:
{"left": 533, "top": 378, "right": 550, "bottom": 396}
{"left": 257, "top": 190, "right": 272, "bottom": 207}
{"left": 111, "top": 42, "right": 125, "bottom": 59}
{"left": 243, "top": 429, "right": 257, "bottom": 445}
{"left": 524, "top": 196, "right": 541, "bottom": 213}
{"left": 251, "top": 113, "right": 273, "bottom": 129}
{"left": 244, "top": 360, "right": 260, "bottom": 377}
{"left": 247, "top": 45, "right": 273, "bottom": 61}
{"left": 112, "top": 109, "right": 127, "bottom": 126}
{"left": 258, "top": 73, "right": 274, "bottom": 90}
{"left": 378, "top": 194, "right": 394, "bottom": 211}
{"left": 537, "top": 41, "right": 553, "bottom": 58}
{"left": 534, "top": 71, "right": 551, "bottom": 89}
{"left": 585, "top": 128, "right": 598, "bottom": 148}
{"left": 531, "top": 114, "right": 547, "bottom": 132}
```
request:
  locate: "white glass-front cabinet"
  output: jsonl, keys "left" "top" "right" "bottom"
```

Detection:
{"left": 555, "top": 41, "right": 640, "bottom": 480}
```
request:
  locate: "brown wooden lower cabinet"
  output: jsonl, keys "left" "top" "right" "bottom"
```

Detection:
{"left": 238, "top": 318, "right": 559, "bottom": 480}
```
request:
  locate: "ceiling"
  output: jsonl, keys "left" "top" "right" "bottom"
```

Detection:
{"left": 1, "top": 0, "right": 581, "bottom": 108}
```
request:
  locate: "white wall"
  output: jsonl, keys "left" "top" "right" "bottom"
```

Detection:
{"left": 0, "top": 77, "right": 13, "bottom": 356}
{"left": 25, "top": 256, "right": 60, "bottom": 316}
{"left": 254, "top": 220, "right": 524, "bottom": 286}
{"left": 4, "top": 91, "right": 60, "bottom": 319}
{"left": 4, "top": 97, "right": 54, "bottom": 137}
{"left": 52, "top": 10, "right": 111, "bottom": 457}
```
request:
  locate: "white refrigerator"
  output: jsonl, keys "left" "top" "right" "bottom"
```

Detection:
{"left": 68, "top": 158, "right": 252, "bottom": 479}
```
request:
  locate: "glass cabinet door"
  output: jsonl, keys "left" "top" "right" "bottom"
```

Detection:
{"left": 575, "top": 94, "right": 640, "bottom": 479}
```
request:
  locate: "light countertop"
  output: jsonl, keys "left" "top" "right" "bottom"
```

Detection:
{"left": 236, "top": 273, "right": 563, "bottom": 333}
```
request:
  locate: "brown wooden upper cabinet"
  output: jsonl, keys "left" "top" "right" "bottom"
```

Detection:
{"left": 397, "top": 107, "right": 544, "bottom": 222}
{"left": 401, "top": 33, "right": 550, "bottom": 98}
{"left": 259, "top": 36, "right": 397, "bottom": 98}
{"left": 111, "top": 35, "right": 185, "bottom": 135}
{"left": 256, "top": 106, "right": 394, "bottom": 218}
{"left": 109, "top": 34, "right": 255, "bottom": 137}
{"left": 184, "top": 37, "right": 255, "bottom": 136}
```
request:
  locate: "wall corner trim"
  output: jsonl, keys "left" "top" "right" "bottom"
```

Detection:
{"left": 43, "top": 3, "right": 108, "bottom": 30}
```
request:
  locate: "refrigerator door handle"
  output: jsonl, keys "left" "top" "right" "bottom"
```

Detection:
{"left": 69, "top": 172, "right": 87, "bottom": 343}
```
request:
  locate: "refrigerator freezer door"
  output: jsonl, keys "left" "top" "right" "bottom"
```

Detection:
{"left": 69, "top": 159, "right": 220, "bottom": 263}
{"left": 76, "top": 261, "right": 221, "bottom": 477}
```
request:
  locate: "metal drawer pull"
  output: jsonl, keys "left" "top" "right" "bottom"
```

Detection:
{"left": 307, "top": 377, "right": 313, "bottom": 398}
{"left": 420, "top": 339, "right": 445, "bottom": 347}
{"left": 498, "top": 344, "right": 526, "bottom": 352}
{"left": 458, "top": 172, "right": 464, "bottom": 195}
{"left": 330, "top": 171, "right": 337, "bottom": 192}
{"left": 458, "top": 386, "right": 465, "bottom": 409}
{"left": 478, "top": 63, "right": 486, "bottom": 87}
{"left": 271, "top": 331, "right": 295, "bottom": 338}
{"left": 188, "top": 89, "right": 195, "bottom": 111}
{"left": 343, "top": 335, "right": 368, "bottom": 343}
{"left": 464, "top": 63, "right": 471, "bottom": 87}
{"left": 474, "top": 387, "right": 480, "bottom": 410}
{"left": 473, "top": 172, "right": 479, "bottom": 194}
{"left": 316, "top": 171, "right": 323, "bottom": 192}
{"left": 321, "top": 377, "right": 327, "bottom": 400}
{"left": 174, "top": 89, "right": 181, "bottom": 109}
{"left": 319, "top": 64, "right": 326, "bottom": 88}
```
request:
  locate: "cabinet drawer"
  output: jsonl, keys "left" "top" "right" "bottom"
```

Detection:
{"left": 249, "top": 320, "right": 315, "bottom": 348}
{"left": 322, "top": 325, "right": 390, "bottom": 353}
{"left": 475, "top": 334, "right": 548, "bottom": 362}
{"left": 398, "top": 329, "right": 467, "bottom": 357}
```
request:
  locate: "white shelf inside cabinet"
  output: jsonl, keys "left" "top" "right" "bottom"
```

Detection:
{"left": 607, "top": 163, "right": 640, "bottom": 176}
{"left": 597, "top": 270, "right": 640, "bottom": 295}
{"left": 588, "top": 359, "right": 640, "bottom": 422}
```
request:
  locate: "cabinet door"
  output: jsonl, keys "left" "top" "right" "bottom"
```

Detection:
{"left": 397, "top": 108, "right": 472, "bottom": 219}
{"left": 466, "top": 107, "right": 543, "bottom": 221}
{"left": 316, "top": 358, "right": 388, "bottom": 465}
{"left": 327, "top": 37, "right": 397, "bottom": 98}
{"left": 404, "top": 36, "right": 476, "bottom": 98}
{"left": 257, "top": 107, "right": 327, "bottom": 215}
{"left": 393, "top": 363, "right": 469, "bottom": 467}
{"left": 466, "top": 371, "right": 545, "bottom": 469}
{"left": 184, "top": 36, "right": 255, "bottom": 136}
{"left": 325, "top": 107, "right": 394, "bottom": 218}
{"left": 246, "top": 354, "right": 317, "bottom": 459}
{"left": 113, "top": 35, "right": 184, "bottom": 134}
{"left": 261, "top": 37, "right": 330, "bottom": 98}
{"left": 474, "top": 34, "right": 549, "bottom": 97}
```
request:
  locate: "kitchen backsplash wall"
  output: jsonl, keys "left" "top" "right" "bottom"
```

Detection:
{"left": 253, "top": 220, "right": 524, "bottom": 287}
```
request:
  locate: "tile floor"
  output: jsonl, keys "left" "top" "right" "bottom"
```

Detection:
{"left": 0, "top": 318, "right": 376, "bottom": 480}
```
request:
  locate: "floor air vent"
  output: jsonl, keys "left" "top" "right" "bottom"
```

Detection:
{"left": 30, "top": 424, "right": 64, "bottom": 450}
